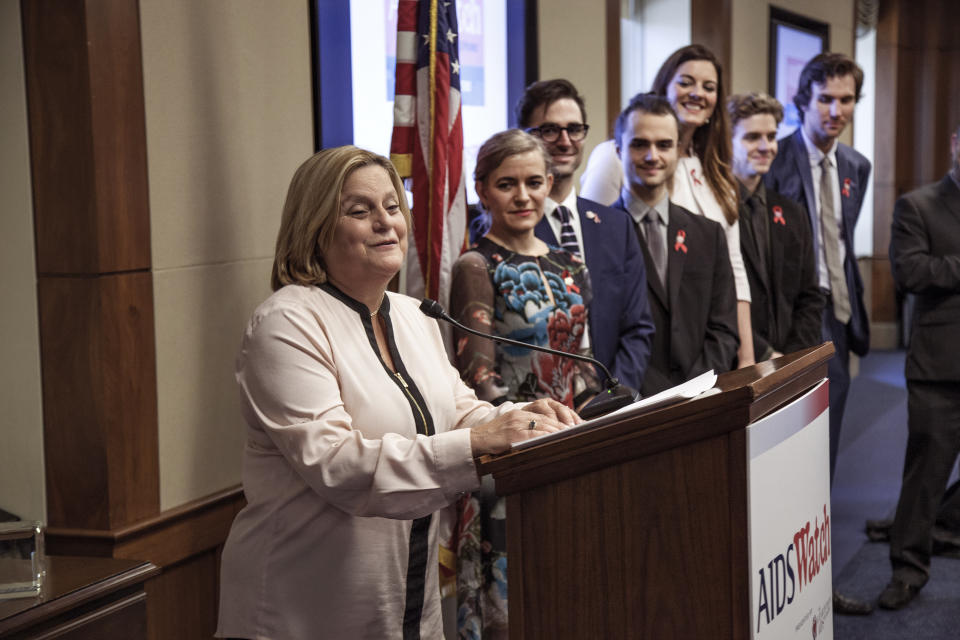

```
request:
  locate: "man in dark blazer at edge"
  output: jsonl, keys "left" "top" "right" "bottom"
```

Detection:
{"left": 764, "top": 52, "right": 873, "bottom": 617}
{"left": 877, "top": 124, "right": 960, "bottom": 610}
{"left": 727, "top": 92, "right": 824, "bottom": 359}
{"left": 610, "top": 93, "right": 739, "bottom": 396}
{"left": 517, "top": 79, "right": 655, "bottom": 392}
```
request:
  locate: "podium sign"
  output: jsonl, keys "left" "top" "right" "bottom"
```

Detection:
{"left": 747, "top": 380, "right": 833, "bottom": 639}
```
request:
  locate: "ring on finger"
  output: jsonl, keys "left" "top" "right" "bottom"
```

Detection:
{"left": 528, "top": 419, "right": 537, "bottom": 430}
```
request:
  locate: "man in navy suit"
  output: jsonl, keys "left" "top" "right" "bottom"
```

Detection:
{"left": 728, "top": 92, "right": 824, "bottom": 360}
{"left": 518, "top": 79, "right": 655, "bottom": 392}
{"left": 765, "top": 52, "right": 874, "bottom": 617}
{"left": 765, "top": 53, "right": 871, "bottom": 481}
{"left": 610, "top": 93, "right": 738, "bottom": 395}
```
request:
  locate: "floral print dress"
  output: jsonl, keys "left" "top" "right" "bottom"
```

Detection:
{"left": 448, "top": 236, "right": 598, "bottom": 639}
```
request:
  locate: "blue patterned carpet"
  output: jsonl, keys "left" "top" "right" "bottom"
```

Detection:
{"left": 831, "top": 350, "right": 960, "bottom": 639}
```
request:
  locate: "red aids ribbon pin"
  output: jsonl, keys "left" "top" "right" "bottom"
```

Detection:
{"left": 674, "top": 229, "right": 688, "bottom": 253}
{"left": 585, "top": 210, "right": 601, "bottom": 224}
{"left": 842, "top": 178, "right": 851, "bottom": 198}
{"left": 690, "top": 168, "right": 703, "bottom": 187}
{"left": 772, "top": 205, "right": 786, "bottom": 225}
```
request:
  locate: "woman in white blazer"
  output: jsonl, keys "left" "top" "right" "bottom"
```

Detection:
{"left": 215, "top": 146, "right": 578, "bottom": 640}
{"left": 581, "top": 45, "right": 755, "bottom": 368}
{"left": 651, "top": 44, "right": 755, "bottom": 367}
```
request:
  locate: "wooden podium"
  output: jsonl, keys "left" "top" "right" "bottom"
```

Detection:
{"left": 477, "top": 343, "right": 834, "bottom": 639}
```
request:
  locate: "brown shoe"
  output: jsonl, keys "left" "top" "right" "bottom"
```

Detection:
{"left": 878, "top": 578, "right": 922, "bottom": 610}
{"left": 833, "top": 591, "right": 874, "bottom": 615}
{"left": 865, "top": 518, "right": 893, "bottom": 542}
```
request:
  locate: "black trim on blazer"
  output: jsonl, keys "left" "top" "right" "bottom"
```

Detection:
{"left": 319, "top": 282, "right": 434, "bottom": 639}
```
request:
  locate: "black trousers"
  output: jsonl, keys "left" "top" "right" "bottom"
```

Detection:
{"left": 889, "top": 380, "right": 960, "bottom": 586}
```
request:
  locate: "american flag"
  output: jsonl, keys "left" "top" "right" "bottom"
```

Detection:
{"left": 390, "top": 0, "right": 466, "bottom": 312}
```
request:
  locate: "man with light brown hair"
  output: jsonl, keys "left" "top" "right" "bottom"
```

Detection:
{"left": 727, "top": 92, "right": 823, "bottom": 362}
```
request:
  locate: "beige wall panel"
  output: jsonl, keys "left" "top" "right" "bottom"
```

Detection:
{"left": 155, "top": 259, "right": 272, "bottom": 510}
{"left": 140, "top": 0, "right": 314, "bottom": 271}
{"left": 0, "top": 0, "right": 46, "bottom": 523}
{"left": 730, "top": 0, "right": 856, "bottom": 146}
{"left": 538, "top": 0, "right": 609, "bottom": 181}
{"left": 140, "top": 0, "right": 314, "bottom": 509}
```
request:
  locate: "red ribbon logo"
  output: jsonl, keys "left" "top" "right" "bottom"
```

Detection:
{"left": 772, "top": 206, "right": 786, "bottom": 226}
{"left": 674, "top": 229, "right": 688, "bottom": 253}
{"left": 691, "top": 168, "right": 703, "bottom": 187}
{"left": 842, "top": 178, "right": 851, "bottom": 198}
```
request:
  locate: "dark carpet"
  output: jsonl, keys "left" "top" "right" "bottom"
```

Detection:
{"left": 834, "top": 544, "right": 960, "bottom": 639}
{"left": 831, "top": 350, "right": 960, "bottom": 639}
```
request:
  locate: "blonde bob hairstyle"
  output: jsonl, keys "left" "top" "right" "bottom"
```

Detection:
{"left": 474, "top": 128, "right": 552, "bottom": 185}
{"left": 271, "top": 146, "right": 411, "bottom": 291}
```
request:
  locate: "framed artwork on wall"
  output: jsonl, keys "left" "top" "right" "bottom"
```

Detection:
{"left": 768, "top": 6, "right": 829, "bottom": 139}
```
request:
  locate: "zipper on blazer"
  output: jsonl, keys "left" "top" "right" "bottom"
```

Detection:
{"left": 394, "top": 371, "right": 428, "bottom": 434}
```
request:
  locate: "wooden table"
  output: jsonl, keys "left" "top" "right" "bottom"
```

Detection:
{"left": 0, "top": 556, "right": 158, "bottom": 639}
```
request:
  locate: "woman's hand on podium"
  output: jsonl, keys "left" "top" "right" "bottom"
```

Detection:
{"left": 469, "top": 398, "right": 581, "bottom": 456}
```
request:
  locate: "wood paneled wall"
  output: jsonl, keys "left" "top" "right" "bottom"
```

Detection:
{"left": 21, "top": 1, "right": 236, "bottom": 637}
{"left": 692, "top": 0, "right": 733, "bottom": 88}
{"left": 37, "top": 273, "right": 158, "bottom": 529}
{"left": 871, "top": 0, "right": 960, "bottom": 326}
{"left": 23, "top": 0, "right": 158, "bottom": 531}
{"left": 23, "top": 0, "right": 151, "bottom": 275}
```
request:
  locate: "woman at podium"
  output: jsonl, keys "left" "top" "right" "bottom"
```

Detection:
{"left": 449, "top": 130, "right": 599, "bottom": 638}
{"left": 214, "top": 146, "right": 577, "bottom": 640}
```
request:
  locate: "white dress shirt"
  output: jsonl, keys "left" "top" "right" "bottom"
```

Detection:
{"left": 579, "top": 139, "right": 622, "bottom": 206}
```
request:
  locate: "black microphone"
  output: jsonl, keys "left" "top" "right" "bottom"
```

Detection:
{"left": 420, "top": 298, "right": 638, "bottom": 419}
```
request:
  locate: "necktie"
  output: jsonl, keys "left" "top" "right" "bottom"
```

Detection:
{"left": 554, "top": 205, "right": 581, "bottom": 258}
{"left": 746, "top": 195, "right": 768, "bottom": 278}
{"left": 819, "top": 157, "right": 851, "bottom": 324}
{"left": 641, "top": 207, "right": 667, "bottom": 288}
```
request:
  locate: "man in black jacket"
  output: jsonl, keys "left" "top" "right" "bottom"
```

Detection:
{"left": 727, "top": 92, "right": 824, "bottom": 361}
{"left": 610, "top": 93, "right": 739, "bottom": 396}
{"left": 879, "top": 124, "right": 960, "bottom": 610}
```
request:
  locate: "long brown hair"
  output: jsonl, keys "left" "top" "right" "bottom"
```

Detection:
{"left": 652, "top": 44, "right": 738, "bottom": 224}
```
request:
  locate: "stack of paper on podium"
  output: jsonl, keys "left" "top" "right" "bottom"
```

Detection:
{"left": 511, "top": 369, "right": 719, "bottom": 451}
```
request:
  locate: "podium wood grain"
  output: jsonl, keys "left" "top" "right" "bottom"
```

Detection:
{"left": 479, "top": 344, "right": 833, "bottom": 639}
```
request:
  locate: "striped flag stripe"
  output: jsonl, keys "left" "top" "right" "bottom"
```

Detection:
{"left": 389, "top": 0, "right": 465, "bottom": 311}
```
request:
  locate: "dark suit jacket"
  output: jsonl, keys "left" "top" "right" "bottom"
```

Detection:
{"left": 890, "top": 175, "right": 960, "bottom": 381}
{"left": 611, "top": 197, "right": 739, "bottom": 396}
{"left": 764, "top": 129, "right": 871, "bottom": 356}
{"left": 739, "top": 188, "right": 824, "bottom": 358}
{"left": 535, "top": 197, "right": 655, "bottom": 391}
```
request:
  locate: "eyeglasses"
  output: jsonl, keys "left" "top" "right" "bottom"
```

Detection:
{"left": 525, "top": 123, "right": 590, "bottom": 143}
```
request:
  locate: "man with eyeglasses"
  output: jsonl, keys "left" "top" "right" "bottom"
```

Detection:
{"left": 516, "top": 79, "right": 655, "bottom": 392}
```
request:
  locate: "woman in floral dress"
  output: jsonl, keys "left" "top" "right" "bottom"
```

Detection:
{"left": 449, "top": 129, "right": 599, "bottom": 639}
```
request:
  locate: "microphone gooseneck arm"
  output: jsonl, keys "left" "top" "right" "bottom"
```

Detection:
{"left": 419, "top": 298, "right": 620, "bottom": 391}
